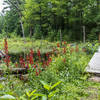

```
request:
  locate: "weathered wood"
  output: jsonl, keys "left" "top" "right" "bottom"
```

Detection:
{"left": 89, "top": 76, "right": 100, "bottom": 82}
{"left": 0, "top": 68, "right": 34, "bottom": 75}
{"left": 86, "top": 52, "right": 100, "bottom": 74}
{"left": 99, "top": 33, "right": 100, "bottom": 43}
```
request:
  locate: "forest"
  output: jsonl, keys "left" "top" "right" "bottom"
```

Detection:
{"left": 0, "top": 0, "right": 100, "bottom": 100}
{"left": 0, "top": 0, "right": 100, "bottom": 41}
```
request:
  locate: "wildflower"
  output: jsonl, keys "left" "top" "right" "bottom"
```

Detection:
{"left": 39, "top": 69, "right": 42, "bottom": 73}
{"left": 37, "top": 49, "right": 41, "bottom": 61}
{"left": 34, "top": 65, "right": 36, "bottom": 68}
{"left": 63, "top": 47, "right": 66, "bottom": 54}
{"left": 4, "top": 55, "right": 10, "bottom": 67}
{"left": 57, "top": 43, "right": 60, "bottom": 47}
{"left": 75, "top": 45, "right": 79, "bottom": 52}
{"left": 64, "top": 41, "right": 67, "bottom": 45}
{"left": 46, "top": 52, "right": 49, "bottom": 58}
{"left": 15, "top": 62, "right": 18, "bottom": 67}
{"left": 29, "top": 49, "right": 34, "bottom": 64}
{"left": 36, "top": 68, "right": 39, "bottom": 76}
{"left": 48, "top": 57, "right": 52, "bottom": 63}
{"left": 46, "top": 61, "right": 49, "bottom": 66}
{"left": 42, "top": 60, "right": 46, "bottom": 68}
{"left": 4, "top": 38, "right": 10, "bottom": 67}
{"left": 19, "top": 56, "right": 25, "bottom": 68}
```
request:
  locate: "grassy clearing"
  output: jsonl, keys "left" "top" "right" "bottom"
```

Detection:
{"left": 0, "top": 38, "right": 56, "bottom": 54}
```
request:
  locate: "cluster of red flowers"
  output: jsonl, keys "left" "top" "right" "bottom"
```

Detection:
{"left": 2, "top": 39, "right": 81, "bottom": 77}
{"left": 57, "top": 43, "right": 60, "bottom": 47}
{"left": 37, "top": 49, "right": 41, "bottom": 61}
{"left": 63, "top": 47, "right": 66, "bottom": 54}
{"left": 19, "top": 56, "right": 25, "bottom": 68}
{"left": 29, "top": 49, "right": 34, "bottom": 65}
{"left": 4, "top": 39, "right": 10, "bottom": 67}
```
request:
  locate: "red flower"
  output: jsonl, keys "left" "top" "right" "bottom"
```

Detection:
{"left": 39, "top": 69, "right": 42, "bottom": 73}
{"left": 57, "top": 43, "right": 60, "bottom": 47}
{"left": 29, "top": 49, "right": 34, "bottom": 65}
{"left": 46, "top": 61, "right": 49, "bottom": 66}
{"left": 37, "top": 49, "right": 40, "bottom": 57}
{"left": 4, "top": 55, "right": 10, "bottom": 67}
{"left": 4, "top": 38, "right": 8, "bottom": 55}
{"left": 46, "top": 52, "right": 49, "bottom": 58}
{"left": 36, "top": 68, "right": 39, "bottom": 76}
{"left": 19, "top": 56, "right": 25, "bottom": 68}
{"left": 64, "top": 41, "right": 66, "bottom": 45}
{"left": 63, "top": 47, "right": 66, "bottom": 54}
{"left": 34, "top": 65, "right": 36, "bottom": 68}
{"left": 4, "top": 39, "right": 10, "bottom": 67}
{"left": 37, "top": 49, "right": 41, "bottom": 61}
{"left": 48, "top": 57, "right": 52, "bottom": 63}
{"left": 15, "top": 62, "right": 18, "bottom": 67}
{"left": 26, "top": 54, "right": 29, "bottom": 63}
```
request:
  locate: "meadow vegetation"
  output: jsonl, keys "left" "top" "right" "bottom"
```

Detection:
{"left": 0, "top": 38, "right": 100, "bottom": 100}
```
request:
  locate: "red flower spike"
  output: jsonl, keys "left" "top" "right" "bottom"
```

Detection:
{"left": 36, "top": 68, "right": 39, "bottom": 76}
{"left": 34, "top": 65, "right": 36, "bottom": 68}
{"left": 46, "top": 52, "right": 49, "bottom": 58}
{"left": 19, "top": 56, "right": 25, "bottom": 68}
{"left": 39, "top": 69, "right": 42, "bottom": 73}
{"left": 63, "top": 47, "right": 66, "bottom": 54}
{"left": 4, "top": 39, "right": 10, "bottom": 67}
{"left": 57, "top": 43, "right": 60, "bottom": 47}
{"left": 15, "top": 62, "right": 18, "bottom": 68}
{"left": 29, "top": 49, "right": 34, "bottom": 65}
{"left": 64, "top": 41, "right": 66, "bottom": 45}
{"left": 46, "top": 61, "right": 49, "bottom": 66}
{"left": 37, "top": 49, "right": 41, "bottom": 61}
{"left": 48, "top": 57, "right": 52, "bottom": 63}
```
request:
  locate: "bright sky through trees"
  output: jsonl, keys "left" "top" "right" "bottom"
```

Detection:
{"left": 0, "top": 0, "right": 4, "bottom": 13}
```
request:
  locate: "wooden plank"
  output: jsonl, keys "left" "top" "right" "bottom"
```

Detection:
{"left": 0, "top": 68, "right": 34, "bottom": 75}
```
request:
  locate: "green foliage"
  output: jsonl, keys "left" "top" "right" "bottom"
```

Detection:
{"left": 25, "top": 81, "right": 61, "bottom": 100}
{"left": 0, "top": 0, "right": 100, "bottom": 41}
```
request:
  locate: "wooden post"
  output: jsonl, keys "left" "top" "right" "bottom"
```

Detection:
{"left": 60, "top": 29, "right": 62, "bottom": 46}
{"left": 83, "top": 26, "right": 86, "bottom": 43}
{"left": 99, "top": 33, "right": 100, "bottom": 43}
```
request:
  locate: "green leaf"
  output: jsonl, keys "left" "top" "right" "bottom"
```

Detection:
{"left": 31, "top": 96, "right": 38, "bottom": 100}
{"left": 26, "top": 89, "right": 37, "bottom": 97}
{"left": 33, "top": 93, "right": 44, "bottom": 97}
{"left": 51, "top": 81, "right": 61, "bottom": 90}
{"left": 40, "top": 80, "right": 51, "bottom": 91}
{"left": 0, "top": 95, "right": 16, "bottom": 100}
{"left": 42, "top": 95, "right": 47, "bottom": 100}
{"left": 48, "top": 89, "right": 59, "bottom": 98}
{"left": 0, "top": 84, "right": 3, "bottom": 89}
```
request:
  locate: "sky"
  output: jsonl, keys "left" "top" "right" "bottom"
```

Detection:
{"left": 0, "top": 0, "right": 4, "bottom": 13}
